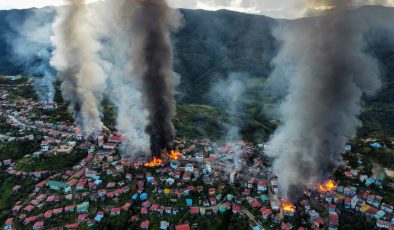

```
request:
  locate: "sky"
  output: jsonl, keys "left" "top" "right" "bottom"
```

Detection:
{"left": 0, "top": 0, "right": 393, "bottom": 19}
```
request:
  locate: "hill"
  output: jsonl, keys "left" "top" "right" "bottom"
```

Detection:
{"left": 0, "top": 6, "right": 394, "bottom": 141}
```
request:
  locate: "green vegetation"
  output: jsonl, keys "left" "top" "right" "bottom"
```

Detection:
{"left": 0, "top": 140, "right": 40, "bottom": 161}
{"left": 0, "top": 172, "right": 36, "bottom": 216}
{"left": 15, "top": 149, "right": 86, "bottom": 171}
{"left": 0, "top": 76, "right": 28, "bottom": 85}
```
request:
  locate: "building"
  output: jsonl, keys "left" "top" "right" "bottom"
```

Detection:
{"left": 46, "top": 181, "right": 71, "bottom": 193}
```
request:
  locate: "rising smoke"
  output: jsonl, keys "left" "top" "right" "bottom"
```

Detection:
{"left": 266, "top": 1, "right": 391, "bottom": 200}
{"left": 91, "top": 0, "right": 150, "bottom": 156}
{"left": 128, "top": 0, "right": 182, "bottom": 158}
{"left": 211, "top": 73, "right": 247, "bottom": 170}
{"left": 50, "top": 0, "right": 107, "bottom": 136}
{"left": 6, "top": 9, "right": 55, "bottom": 102}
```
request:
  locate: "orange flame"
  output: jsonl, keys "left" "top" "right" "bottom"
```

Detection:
{"left": 318, "top": 180, "right": 337, "bottom": 193}
{"left": 168, "top": 150, "right": 182, "bottom": 160}
{"left": 74, "top": 127, "right": 81, "bottom": 133}
{"left": 282, "top": 200, "right": 295, "bottom": 213}
{"left": 144, "top": 157, "right": 163, "bottom": 167}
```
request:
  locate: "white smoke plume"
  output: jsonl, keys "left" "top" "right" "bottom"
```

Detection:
{"left": 50, "top": 0, "right": 107, "bottom": 136}
{"left": 266, "top": 1, "right": 394, "bottom": 200}
{"left": 211, "top": 73, "right": 247, "bottom": 170}
{"left": 91, "top": 0, "right": 151, "bottom": 156}
{"left": 5, "top": 8, "right": 55, "bottom": 102}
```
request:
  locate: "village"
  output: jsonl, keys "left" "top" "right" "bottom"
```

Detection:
{"left": 1, "top": 75, "right": 394, "bottom": 230}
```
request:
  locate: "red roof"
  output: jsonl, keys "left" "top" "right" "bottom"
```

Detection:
{"left": 233, "top": 205, "right": 241, "bottom": 212}
{"left": 5, "top": 218, "right": 13, "bottom": 224}
{"left": 141, "top": 220, "right": 150, "bottom": 229}
{"left": 175, "top": 224, "right": 191, "bottom": 230}
{"left": 252, "top": 200, "right": 261, "bottom": 208}
{"left": 191, "top": 207, "right": 199, "bottom": 214}
{"left": 44, "top": 210, "right": 53, "bottom": 218}
{"left": 329, "top": 214, "right": 339, "bottom": 224}
{"left": 109, "top": 136, "right": 127, "bottom": 143}
{"left": 258, "top": 180, "right": 267, "bottom": 186}
{"left": 65, "top": 223, "right": 79, "bottom": 229}
{"left": 33, "top": 221, "right": 44, "bottom": 228}
{"left": 111, "top": 208, "right": 121, "bottom": 213}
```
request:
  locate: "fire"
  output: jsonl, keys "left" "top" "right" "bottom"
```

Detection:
{"left": 168, "top": 150, "right": 182, "bottom": 160}
{"left": 144, "top": 157, "right": 163, "bottom": 168}
{"left": 74, "top": 127, "right": 81, "bottom": 133}
{"left": 282, "top": 200, "right": 295, "bottom": 213}
{"left": 318, "top": 180, "right": 337, "bottom": 193}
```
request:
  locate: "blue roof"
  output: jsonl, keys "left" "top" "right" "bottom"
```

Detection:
{"left": 140, "top": 193, "right": 148, "bottom": 200}
{"left": 95, "top": 215, "right": 103, "bottom": 222}
{"left": 371, "top": 143, "right": 382, "bottom": 149}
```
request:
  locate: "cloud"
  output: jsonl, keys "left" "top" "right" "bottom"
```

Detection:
{"left": 0, "top": 0, "right": 393, "bottom": 19}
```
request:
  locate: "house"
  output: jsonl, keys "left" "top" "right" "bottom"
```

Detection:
{"left": 196, "top": 152, "right": 204, "bottom": 163}
{"left": 209, "top": 197, "right": 217, "bottom": 206}
{"left": 175, "top": 224, "right": 191, "bottom": 230}
{"left": 344, "top": 197, "right": 351, "bottom": 209}
{"left": 65, "top": 205, "right": 75, "bottom": 213}
{"left": 314, "top": 217, "right": 324, "bottom": 229}
{"left": 208, "top": 188, "right": 216, "bottom": 196}
{"left": 24, "top": 205, "right": 35, "bottom": 213}
{"left": 24, "top": 216, "right": 37, "bottom": 225}
{"left": 257, "top": 180, "right": 267, "bottom": 192}
{"left": 46, "top": 181, "right": 71, "bottom": 193}
{"left": 376, "top": 220, "right": 392, "bottom": 229}
{"left": 44, "top": 210, "right": 53, "bottom": 219}
{"left": 33, "top": 221, "right": 44, "bottom": 230}
{"left": 103, "top": 143, "right": 117, "bottom": 150}
{"left": 251, "top": 200, "right": 262, "bottom": 209}
{"left": 41, "top": 141, "right": 49, "bottom": 152}
{"left": 260, "top": 207, "right": 272, "bottom": 220}
{"left": 109, "top": 135, "right": 126, "bottom": 143}
{"left": 247, "top": 178, "right": 255, "bottom": 189}
{"left": 65, "top": 223, "right": 79, "bottom": 229}
{"left": 12, "top": 185, "right": 22, "bottom": 192}
{"left": 95, "top": 211, "right": 105, "bottom": 222}
{"left": 183, "top": 172, "right": 192, "bottom": 182}
{"left": 77, "top": 202, "right": 89, "bottom": 213}
{"left": 186, "top": 198, "right": 193, "bottom": 206}
{"left": 185, "top": 163, "right": 194, "bottom": 173}
{"left": 191, "top": 207, "right": 200, "bottom": 215}
{"left": 232, "top": 204, "right": 241, "bottom": 214}
{"left": 78, "top": 213, "right": 88, "bottom": 221}
{"left": 381, "top": 203, "right": 393, "bottom": 213}
{"left": 111, "top": 208, "right": 121, "bottom": 216}
{"left": 141, "top": 220, "right": 150, "bottom": 229}
{"left": 4, "top": 218, "right": 13, "bottom": 230}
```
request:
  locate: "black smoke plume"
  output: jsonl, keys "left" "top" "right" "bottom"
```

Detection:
{"left": 129, "top": 0, "right": 182, "bottom": 158}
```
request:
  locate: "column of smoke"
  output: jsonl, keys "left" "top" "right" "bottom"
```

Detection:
{"left": 92, "top": 1, "right": 150, "bottom": 156}
{"left": 128, "top": 0, "right": 182, "bottom": 158}
{"left": 50, "top": 0, "right": 107, "bottom": 136}
{"left": 6, "top": 9, "right": 55, "bottom": 102}
{"left": 266, "top": 0, "right": 389, "bottom": 200}
{"left": 211, "top": 73, "right": 247, "bottom": 171}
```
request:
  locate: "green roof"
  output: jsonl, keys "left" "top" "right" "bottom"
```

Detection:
{"left": 77, "top": 202, "right": 89, "bottom": 213}
{"left": 46, "top": 181, "right": 70, "bottom": 189}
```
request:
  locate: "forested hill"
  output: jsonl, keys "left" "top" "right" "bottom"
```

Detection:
{"left": 0, "top": 6, "right": 394, "bottom": 140}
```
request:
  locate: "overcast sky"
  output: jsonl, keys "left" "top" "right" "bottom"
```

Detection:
{"left": 0, "top": 0, "right": 393, "bottom": 19}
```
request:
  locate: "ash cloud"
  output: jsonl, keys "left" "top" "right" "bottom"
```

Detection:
{"left": 128, "top": 0, "right": 182, "bottom": 158}
{"left": 50, "top": 0, "right": 107, "bottom": 136}
{"left": 266, "top": 1, "right": 392, "bottom": 200}
{"left": 5, "top": 8, "right": 55, "bottom": 102}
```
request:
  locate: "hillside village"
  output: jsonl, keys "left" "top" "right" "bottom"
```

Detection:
{"left": 1, "top": 76, "right": 394, "bottom": 230}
